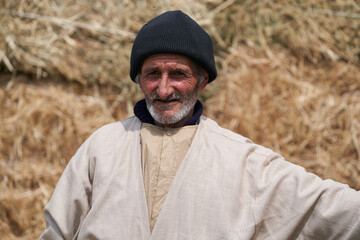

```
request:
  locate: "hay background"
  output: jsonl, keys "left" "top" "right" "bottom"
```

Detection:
{"left": 1, "top": 0, "right": 359, "bottom": 239}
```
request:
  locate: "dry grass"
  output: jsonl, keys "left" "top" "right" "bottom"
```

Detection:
{"left": 210, "top": 0, "right": 360, "bottom": 64}
{"left": 0, "top": 0, "right": 359, "bottom": 239}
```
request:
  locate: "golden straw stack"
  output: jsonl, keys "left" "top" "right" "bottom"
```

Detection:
{"left": 0, "top": 0, "right": 359, "bottom": 239}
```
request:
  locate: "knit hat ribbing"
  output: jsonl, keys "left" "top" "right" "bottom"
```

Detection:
{"left": 130, "top": 10, "right": 217, "bottom": 83}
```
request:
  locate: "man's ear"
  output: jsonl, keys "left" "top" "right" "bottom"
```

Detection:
{"left": 199, "top": 71, "right": 209, "bottom": 90}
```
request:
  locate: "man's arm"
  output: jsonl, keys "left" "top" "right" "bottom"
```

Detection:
{"left": 253, "top": 154, "right": 360, "bottom": 239}
{"left": 39, "top": 137, "right": 94, "bottom": 240}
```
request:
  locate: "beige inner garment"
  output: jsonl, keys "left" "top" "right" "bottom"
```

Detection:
{"left": 140, "top": 123, "right": 198, "bottom": 233}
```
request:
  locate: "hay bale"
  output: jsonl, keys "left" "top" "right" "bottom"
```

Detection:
{"left": 0, "top": 160, "right": 62, "bottom": 239}
{"left": 0, "top": 74, "right": 132, "bottom": 163}
{"left": 211, "top": 0, "right": 360, "bottom": 64}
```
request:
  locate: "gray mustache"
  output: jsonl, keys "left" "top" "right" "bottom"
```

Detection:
{"left": 149, "top": 92, "right": 182, "bottom": 102}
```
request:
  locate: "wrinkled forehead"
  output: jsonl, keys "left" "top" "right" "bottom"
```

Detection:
{"left": 141, "top": 54, "right": 198, "bottom": 72}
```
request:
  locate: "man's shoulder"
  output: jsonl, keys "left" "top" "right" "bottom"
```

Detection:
{"left": 199, "top": 116, "right": 251, "bottom": 143}
{"left": 92, "top": 116, "right": 141, "bottom": 138}
{"left": 199, "top": 116, "right": 275, "bottom": 157}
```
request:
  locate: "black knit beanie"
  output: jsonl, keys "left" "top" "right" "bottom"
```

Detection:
{"left": 130, "top": 10, "right": 217, "bottom": 83}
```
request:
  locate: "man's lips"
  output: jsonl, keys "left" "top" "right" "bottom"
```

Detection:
{"left": 151, "top": 99, "right": 182, "bottom": 110}
{"left": 152, "top": 99, "right": 182, "bottom": 103}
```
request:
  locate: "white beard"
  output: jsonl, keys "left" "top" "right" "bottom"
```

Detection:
{"left": 145, "top": 87, "right": 198, "bottom": 125}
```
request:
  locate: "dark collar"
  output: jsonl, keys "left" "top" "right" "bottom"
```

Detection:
{"left": 133, "top": 99, "right": 203, "bottom": 126}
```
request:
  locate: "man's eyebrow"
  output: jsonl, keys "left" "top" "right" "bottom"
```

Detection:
{"left": 142, "top": 66, "right": 192, "bottom": 74}
{"left": 168, "top": 66, "right": 192, "bottom": 74}
{"left": 142, "top": 67, "right": 159, "bottom": 74}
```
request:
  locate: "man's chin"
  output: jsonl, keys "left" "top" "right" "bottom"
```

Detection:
{"left": 151, "top": 109, "right": 187, "bottom": 125}
{"left": 153, "top": 111, "right": 178, "bottom": 122}
{"left": 152, "top": 101, "right": 181, "bottom": 110}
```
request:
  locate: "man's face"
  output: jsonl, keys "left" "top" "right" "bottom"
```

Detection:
{"left": 139, "top": 54, "right": 208, "bottom": 128}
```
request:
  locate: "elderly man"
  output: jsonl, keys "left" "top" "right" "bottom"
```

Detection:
{"left": 40, "top": 10, "right": 360, "bottom": 240}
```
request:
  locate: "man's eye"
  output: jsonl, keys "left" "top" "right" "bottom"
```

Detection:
{"left": 146, "top": 71, "right": 160, "bottom": 77}
{"left": 171, "top": 70, "right": 186, "bottom": 77}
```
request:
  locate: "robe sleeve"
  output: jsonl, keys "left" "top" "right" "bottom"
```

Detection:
{"left": 253, "top": 153, "right": 360, "bottom": 239}
{"left": 39, "top": 136, "right": 94, "bottom": 240}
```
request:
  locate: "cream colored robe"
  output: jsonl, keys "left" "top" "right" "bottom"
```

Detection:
{"left": 39, "top": 116, "right": 360, "bottom": 240}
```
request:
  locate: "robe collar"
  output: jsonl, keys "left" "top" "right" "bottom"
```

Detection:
{"left": 133, "top": 99, "right": 203, "bottom": 126}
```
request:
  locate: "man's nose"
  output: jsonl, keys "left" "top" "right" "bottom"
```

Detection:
{"left": 156, "top": 74, "right": 174, "bottom": 99}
